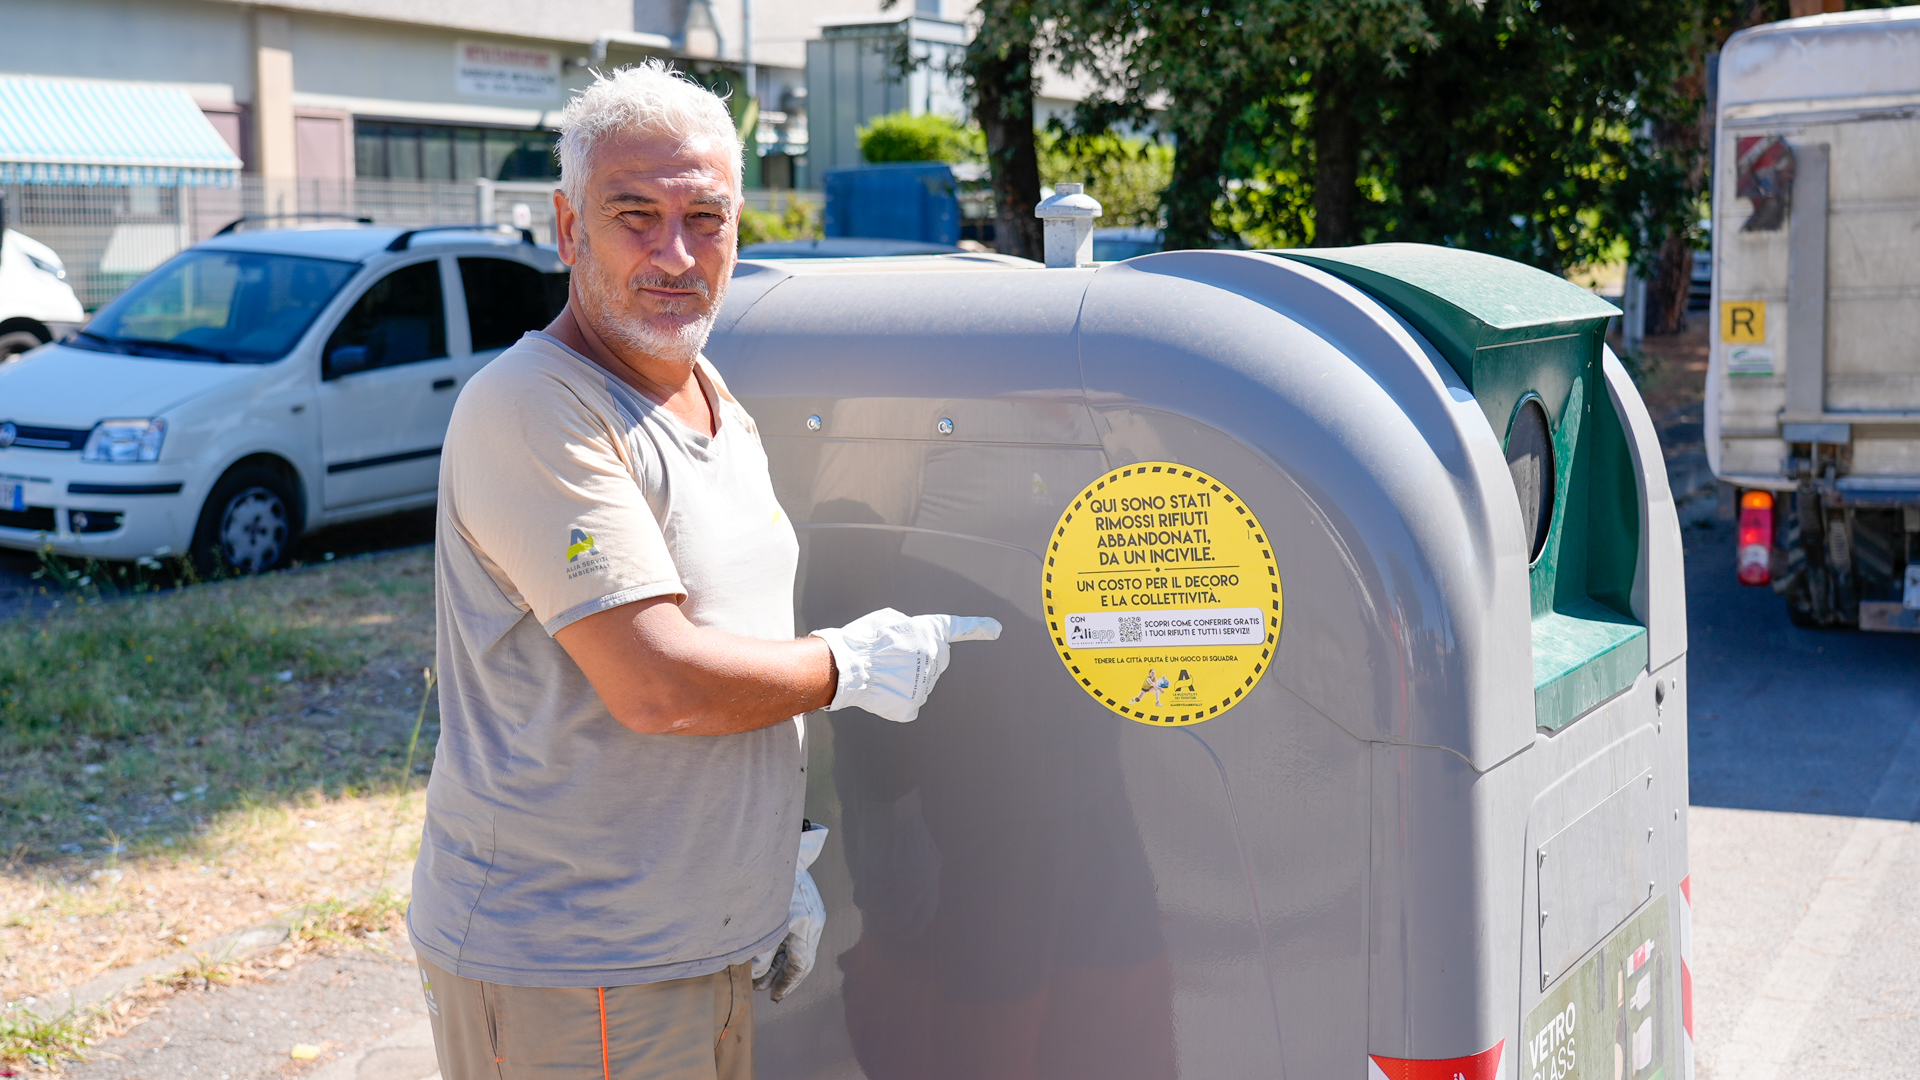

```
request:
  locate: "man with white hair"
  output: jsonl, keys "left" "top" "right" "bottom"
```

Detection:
{"left": 409, "top": 61, "right": 998, "bottom": 1079}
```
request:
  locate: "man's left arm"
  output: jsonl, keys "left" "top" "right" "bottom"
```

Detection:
{"left": 556, "top": 600, "right": 1004, "bottom": 735}
{"left": 555, "top": 596, "right": 834, "bottom": 736}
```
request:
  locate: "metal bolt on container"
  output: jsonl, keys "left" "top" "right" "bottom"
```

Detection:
{"left": 710, "top": 229, "right": 1690, "bottom": 1080}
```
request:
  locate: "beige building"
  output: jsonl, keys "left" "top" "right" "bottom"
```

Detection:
{"left": 1, "top": 0, "right": 1012, "bottom": 304}
{"left": 0, "top": 0, "right": 988, "bottom": 193}
{"left": 1, "top": 0, "right": 1115, "bottom": 308}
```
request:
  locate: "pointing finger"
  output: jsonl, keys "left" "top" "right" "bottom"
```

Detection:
{"left": 944, "top": 616, "right": 1002, "bottom": 643}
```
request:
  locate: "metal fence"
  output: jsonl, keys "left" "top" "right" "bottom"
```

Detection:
{"left": 3, "top": 177, "right": 500, "bottom": 311}
{"left": 4, "top": 176, "right": 822, "bottom": 312}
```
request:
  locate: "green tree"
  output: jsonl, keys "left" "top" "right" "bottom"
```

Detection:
{"left": 1046, "top": 0, "right": 1439, "bottom": 247}
{"left": 971, "top": 0, "right": 1797, "bottom": 290}
{"left": 1216, "top": 79, "right": 1318, "bottom": 247}
{"left": 965, "top": 0, "right": 1048, "bottom": 259}
{"left": 1045, "top": 2, "right": 1277, "bottom": 247}
{"left": 1347, "top": 0, "right": 1702, "bottom": 275}
{"left": 1026, "top": 0, "right": 1769, "bottom": 290}
{"left": 1038, "top": 131, "right": 1174, "bottom": 228}
{"left": 880, "top": 0, "right": 1051, "bottom": 257}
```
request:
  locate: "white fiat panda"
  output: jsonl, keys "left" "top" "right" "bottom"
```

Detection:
{"left": 0, "top": 223, "right": 566, "bottom": 572}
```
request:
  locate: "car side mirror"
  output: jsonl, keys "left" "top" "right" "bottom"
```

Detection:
{"left": 326, "top": 344, "right": 369, "bottom": 377}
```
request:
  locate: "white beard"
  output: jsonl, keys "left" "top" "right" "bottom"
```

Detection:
{"left": 574, "top": 232, "right": 727, "bottom": 365}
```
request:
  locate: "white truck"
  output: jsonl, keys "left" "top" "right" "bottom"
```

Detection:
{"left": 1709, "top": 6, "right": 1920, "bottom": 630}
{"left": 0, "top": 222, "right": 85, "bottom": 360}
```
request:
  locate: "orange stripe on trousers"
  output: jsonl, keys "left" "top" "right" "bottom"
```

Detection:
{"left": 598, "top": 986, "right": 611, "bottom": 1080}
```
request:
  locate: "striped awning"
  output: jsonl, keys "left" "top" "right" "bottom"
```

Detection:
{"left": 0, "top": 76, "right": 243, "bottom": 187}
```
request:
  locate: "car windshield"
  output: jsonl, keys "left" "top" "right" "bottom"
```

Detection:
{"left": 73, "top": 249, "right": 357, "bottom": 364}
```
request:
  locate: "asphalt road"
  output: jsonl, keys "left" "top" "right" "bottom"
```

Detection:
{"left": 48, "top": 498, "right": 1920, "bottom": 1079}
{"left": 1682, "top": 503, "right": 1920, "bottom": 1079}
{"left": 64, "top": 941, "right": 438, "bottom": 1080}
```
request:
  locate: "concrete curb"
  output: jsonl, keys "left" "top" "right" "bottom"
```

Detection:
{"left": 19, "top": 871, "right": 411, "bottom": 1021}
{"left": 32, "top": 919, "right": 295, "bottom": 1019}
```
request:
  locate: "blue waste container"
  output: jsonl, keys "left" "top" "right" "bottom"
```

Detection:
{"left": 822, "top": 163, "right": 961, "bottom": 246}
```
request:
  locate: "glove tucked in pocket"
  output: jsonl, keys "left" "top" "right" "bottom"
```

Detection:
{"left": 752, "top": 822, "right": 829, "bottom": 1002}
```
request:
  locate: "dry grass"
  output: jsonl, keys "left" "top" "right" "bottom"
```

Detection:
{"left": 0, "top": 548, "right": 438, "bottom": 1058}
{"left": 1, "top": 890, "right": 410, "bottom": 1070}
{"left": 0, "top": 549, "right": 438, "bottom": 857}
{"left": 1, "top": 793, "right": 426, "bottom": 1012}
{"left": 157, "top": 889, "right": 412, "bottom": 995}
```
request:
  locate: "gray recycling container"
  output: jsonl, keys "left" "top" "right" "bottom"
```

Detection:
{"left": 706, "top": 245, "right": 1692, "bottom": 1080}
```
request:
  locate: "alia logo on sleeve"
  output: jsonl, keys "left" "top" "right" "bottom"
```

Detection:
{"left": 565, "top": 527, "right": 609, "bottom": 579}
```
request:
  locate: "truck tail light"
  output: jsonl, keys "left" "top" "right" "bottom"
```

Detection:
{"left": 1737, "top": 490, "right": 1773, "bottom": 585}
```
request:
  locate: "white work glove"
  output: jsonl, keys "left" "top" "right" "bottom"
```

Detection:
{"left": 752, "top": 822, "right": 829, "bottom": 1002}
{"left": 811, "top": 609, "right": 1002, "bottom": 722}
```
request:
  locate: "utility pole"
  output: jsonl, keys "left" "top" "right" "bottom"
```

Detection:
{"left": 742, "top": 0, "right": 756, "bottom": 104}
{"left": 741, "top": 0, "right": 759, "bottom": 188}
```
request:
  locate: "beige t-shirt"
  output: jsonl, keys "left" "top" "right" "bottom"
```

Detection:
{"left": 409, "top": 331, "right": 805, "bottom": 988}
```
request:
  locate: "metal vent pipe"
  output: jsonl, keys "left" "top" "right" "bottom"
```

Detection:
{"left": 1034, "top": 182, "right": 1102, "bottom": 267}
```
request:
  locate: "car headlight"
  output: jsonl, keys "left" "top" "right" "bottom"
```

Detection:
{"left": 81, "top": 419, "right": 166, "bottom": 463}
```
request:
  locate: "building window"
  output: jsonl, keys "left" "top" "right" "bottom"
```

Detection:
{"left": 354, "top": 120, "right": 558, "bottom": 182}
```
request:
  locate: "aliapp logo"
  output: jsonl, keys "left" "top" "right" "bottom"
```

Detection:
{"left": 566, "top": 528, "right": 597, "bottom": 562}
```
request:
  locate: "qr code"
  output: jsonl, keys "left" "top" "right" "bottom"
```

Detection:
{"left": 1118, "top": 616, "right": 1143, "bottom": 643}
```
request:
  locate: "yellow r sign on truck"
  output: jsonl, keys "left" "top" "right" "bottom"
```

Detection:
{"left": 1721, "top": 300, "right": 1766, "bottom": 343}
{"left": 1042, "top": 462, "right": 1281, "bottom": 726}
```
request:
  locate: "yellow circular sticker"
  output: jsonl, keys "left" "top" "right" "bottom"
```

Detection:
{"left": 1043, "top": 462, "right": 1282, "bottom": 725}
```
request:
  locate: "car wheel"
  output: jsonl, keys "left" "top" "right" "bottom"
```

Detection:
{"left": 0, "top": 329, "right": 46, "bottom": 361}
{"left": 192, "top": 464, "right": 301, "bottom": 575}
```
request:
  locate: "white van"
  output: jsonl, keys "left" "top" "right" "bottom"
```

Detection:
{"left": 0, "top": 223, "right": 565, "bottom": 571}
{"left": 0, "top": 227, "right": 86, "bottom": 359}
{"left": 1709, "top": 7, "right": 1920, "bottom": 630}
